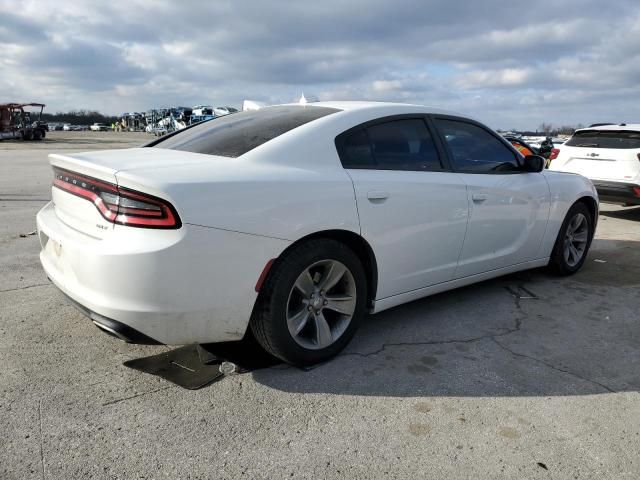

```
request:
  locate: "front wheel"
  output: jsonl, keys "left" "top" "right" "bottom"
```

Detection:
{"left": 548, "top": 202, "right": 594, "bottom": 275}
{"left": 250, "top": 239, "right": 367, "bottom": 366}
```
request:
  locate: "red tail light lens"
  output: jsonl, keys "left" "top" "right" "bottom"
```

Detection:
{"left": 549, "top": 148, "right": 560, "bottom": 161}
{"left": 52, "top": 167, "right": 181, "bottom": 229}
{"left": 633, "top": 187, "right": 640, "bottom": 198}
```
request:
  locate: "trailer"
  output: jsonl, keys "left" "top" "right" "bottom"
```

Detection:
{"left": 0, "top": 103, "right": 47, "bottom": 141}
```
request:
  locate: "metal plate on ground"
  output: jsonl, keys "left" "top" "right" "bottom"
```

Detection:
{"left": 124, "top": 345, "right": 224, "bottom": 390}
{"left": 123, "top": 334, "right": 280, "bottom": 390}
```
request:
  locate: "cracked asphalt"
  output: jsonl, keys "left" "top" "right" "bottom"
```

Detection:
{"left": 1, "top": 132, "right": 639, "bottom": 479}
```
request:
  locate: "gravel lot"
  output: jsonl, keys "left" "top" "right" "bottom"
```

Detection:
{"left": 1, "top": 131, "right": 639, "bottom": 479}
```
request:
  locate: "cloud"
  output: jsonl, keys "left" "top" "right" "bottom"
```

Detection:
{"left": 0, "top": 0, "right": 638, "bottom": 129}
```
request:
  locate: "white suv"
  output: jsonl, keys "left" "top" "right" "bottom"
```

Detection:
{"left": 549, "top": 124, "right": 640, "bottom": 205}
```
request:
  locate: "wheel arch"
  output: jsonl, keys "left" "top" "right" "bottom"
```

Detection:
{"left": 260, "top": 229, "right": 378, "bottom": 310}
{"left": 576, "top": 195, "right": 598, "bottom": 229}
{"left": 547, "top": 195, "right": 597, "bottom": 275}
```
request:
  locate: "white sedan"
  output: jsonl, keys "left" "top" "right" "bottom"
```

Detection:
{"left": 89, "top": 123, "right": 109, "bottom": 131}
{"left": 37, "top": 102, "right": 598, "bottom": 365}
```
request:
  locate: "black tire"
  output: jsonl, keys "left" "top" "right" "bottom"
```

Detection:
{"left": 250, "top": 239, "right": 368, "bottom": 366}
{"left": 33, "top": 130, "right": 42, "bottom": 141}
{"left": 548, "top": 202, "right": 594, "bottom": 275}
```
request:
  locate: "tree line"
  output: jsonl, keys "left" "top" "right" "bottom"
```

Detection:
{"left": 500, "top": 123, "right": 588, "bottom": 136}
{"left": 536, "top": 123, "right": 586, "bottom": 136}
{"left": 40, "top": 110, "right": 119, "bottom": 125}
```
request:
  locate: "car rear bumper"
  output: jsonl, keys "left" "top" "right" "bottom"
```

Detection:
{"left": 37, "top": 201, "right": 289, "bottom": 345}
{"left": 592, "top": 181, "right": 640, "bottom": 205}
{"left": 61, "top": 290, "right": 162, "bottom": 344}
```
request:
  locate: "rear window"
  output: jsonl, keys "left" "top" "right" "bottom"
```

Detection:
{"left": 151, "top": 105, "right": 340, "bottom": 157}
{"left": 565, "top": 130, "right": 640, "bottom": 149}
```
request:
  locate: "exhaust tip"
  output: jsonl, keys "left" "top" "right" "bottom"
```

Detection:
{"left": 91, "top": 320, "right": 131, "bottom": 342}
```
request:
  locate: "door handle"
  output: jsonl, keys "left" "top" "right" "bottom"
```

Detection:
{"left": 367, "top": 190, "right": 390, "bottom": 201}
{"left": 472, "top": 193, "right": 488, "bottom": 203}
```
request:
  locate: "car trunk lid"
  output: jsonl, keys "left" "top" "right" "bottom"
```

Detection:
{"left": 49, "top": 153, "right": 120, "bottom": 238}
{"left": 48, "top": 148, "right": 214, "bottom": 238}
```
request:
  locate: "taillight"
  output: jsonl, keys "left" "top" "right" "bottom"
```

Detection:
{"left": 633, "top": 187, "right": 640, "bottom": 198}
{"left": 52, "top": 167, "right": 181, "bottom": 229}
{"left": 549, "top": 148, "right": 560, "bottom": 161}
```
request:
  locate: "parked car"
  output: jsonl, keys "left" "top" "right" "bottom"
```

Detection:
{"left": 213, "top": 106, "right": 238, "bottom": 116}
{"left": 506, "top": 137, "right": 558, "bottom": 169}
{"left": 37, "top": 102, "right": 598, "bottom": 366}
{"left": 192, "top": 105, "right": 214, "bottom": 117}
{"left": 505, "top": 136, "right": 539, "bottom": 156}
{"left": 549, "top": 124, "right": 640, "bottom": 205}
{"left": 90, "top": 123, "right": 109, "bottom": 131}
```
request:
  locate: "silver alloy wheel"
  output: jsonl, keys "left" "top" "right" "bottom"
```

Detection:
{"left": 286, "top": 259, "right": 357, "bottom": 350}
{"left": 563, "top": 212, "right": 589, "bottom": 267}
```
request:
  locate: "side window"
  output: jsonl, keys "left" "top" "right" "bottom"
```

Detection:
{"left": 342, "top": 129, "right": 374, "bottom": 167}
{"left": 433, "top": 119, "right": 520, "bottom": 173}
{"left": 339, "top": 118, "right": 442, "bottom": 171}
{"left": 367, "top": 119, "right": 441, "bottom": 171}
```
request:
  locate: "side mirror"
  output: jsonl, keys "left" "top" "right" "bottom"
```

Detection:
{"left": 522, "top": 155, "right": 545, "bottom": 172}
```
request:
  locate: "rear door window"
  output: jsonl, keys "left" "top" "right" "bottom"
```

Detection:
{"left": 151, "top": 105, "right": 340, "bottom": 157}
{"left": 338, "top": 118, "right": 442, "bottom": 171}
{"left": 367, "top": 119, "right": 442, "bottom": 171}
{"left": 565, "top": 130, "right": 640, "bottom": 149}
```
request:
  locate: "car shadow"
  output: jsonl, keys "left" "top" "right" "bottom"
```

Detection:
{"left": 249, "top": 238, "right": 640, "bottom": 398}
{"left": 599, "top": 205, "right": 640, "bottom": 221}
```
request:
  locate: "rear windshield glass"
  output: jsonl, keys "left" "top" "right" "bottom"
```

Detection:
{"left": 565, "top": 130, "right": 640, "bottom": 149}
{"left": 150, "top": 105, "right": 340, "bottom": 157}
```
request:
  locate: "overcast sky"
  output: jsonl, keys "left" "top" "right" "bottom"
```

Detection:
{"left": 1, "top": 0, "right": 638, "bottom": 130}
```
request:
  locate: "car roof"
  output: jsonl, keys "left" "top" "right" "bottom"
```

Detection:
{"left": 279, "top": 100, "right": 464, "bottom": 118}
{"left": 149, "top": 101, "right": 487, "bottom": 166}
{"left": 576, "top": 124, "right": 640, "bottom": 133}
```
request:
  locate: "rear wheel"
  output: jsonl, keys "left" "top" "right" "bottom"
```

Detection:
{"left": 548, "top": 202, "right": 594, "bottom": 275}
{"left": 250, "top": 239, "right": 367, "bottom": 366}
